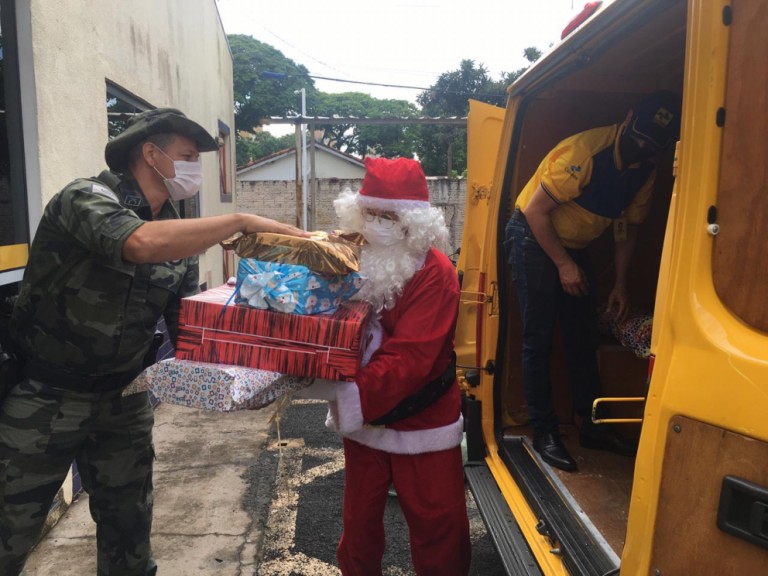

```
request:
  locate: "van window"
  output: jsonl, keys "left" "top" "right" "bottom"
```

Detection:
{"left": 712, "top": 0, "right": 768, "bottom": 332}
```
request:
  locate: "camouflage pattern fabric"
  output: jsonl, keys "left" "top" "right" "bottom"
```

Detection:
{"left": 11, "top": 173, "right": 199, "bottom": 376}
{"left": 1, "top": 172, "right": 198, "bottom": 574}
{"left": 0, "top": 379, "right": 156, "bottom": 575}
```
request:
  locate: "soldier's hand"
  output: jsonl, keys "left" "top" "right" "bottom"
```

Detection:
{"left": 242, "top": 215, "right": 311, "bottom": 238}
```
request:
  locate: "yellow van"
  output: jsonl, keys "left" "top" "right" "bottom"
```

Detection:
{"left": 457, "top": 0, "right": 768, "bottom": 574}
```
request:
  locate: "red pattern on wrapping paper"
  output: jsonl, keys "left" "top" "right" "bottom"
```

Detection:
{"left": 175, "top": 284, "right": 372, "bottom": 380}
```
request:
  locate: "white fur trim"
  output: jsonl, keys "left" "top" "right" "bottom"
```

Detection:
{"left": 326, "top": 411, "right": 464, "bottom": 455}
{"left": 357, "top": 195, "right": 430, "bottom": 212}
{"left": 333, "top": 381, "right": 365, "bottom": 434}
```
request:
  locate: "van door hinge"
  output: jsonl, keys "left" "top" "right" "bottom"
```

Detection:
{"left": 716, "top": 107, "right": 726, "bottom": 127}
{"left": 723, "top": 5, "right": 732, "bottom": 26}
{"left": 488, "top": 281, "right": 499, "bottom": 315}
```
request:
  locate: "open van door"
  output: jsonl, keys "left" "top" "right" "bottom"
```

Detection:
{"left": 457, "top": 1, "right": 768, "bottom": 574}
{"left": 455, "top": 100, "right": 504, "bottom": 373}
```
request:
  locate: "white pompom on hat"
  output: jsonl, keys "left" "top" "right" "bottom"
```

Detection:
{"left": 357, "top": 156, "right": 430, "bottom": 211}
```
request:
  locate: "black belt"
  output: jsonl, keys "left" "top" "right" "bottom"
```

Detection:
{"left": 25, "top": 361, "right": 142, "bottom": 393}
{"left": 369, "top": 352, "right": 457, "bottom": 426}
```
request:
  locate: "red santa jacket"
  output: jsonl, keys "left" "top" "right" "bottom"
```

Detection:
{"left": 327, "top": 247, "right": 464, "bottom": 454}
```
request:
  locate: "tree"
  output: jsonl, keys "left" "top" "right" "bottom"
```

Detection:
{"left": 235, "top": 131, "right": 295, "bottom": 167}
{"left": 415, "top": 60, "right": 504, "bottom": 176}
{"left": 312, "top": 92, "right": 420, "bottom": 158}
{"left": 229, "top": 34, "right": 317, "bottom": 133}
{"left": 415, "top": 50, "right": 542, "bottom": 176}
{"left": 500, "top": 47, "right": 544, "bottom": 86}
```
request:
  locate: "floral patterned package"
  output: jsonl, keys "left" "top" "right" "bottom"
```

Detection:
{"left": 598, "top": 307, "right": 654, "bottom": 359}
{"left": 123, "top": 358, "right": 311, "bottom": 412}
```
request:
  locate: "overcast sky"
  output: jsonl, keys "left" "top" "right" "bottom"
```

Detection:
{"left": 216, "top": 0, "right": 582, "bottom": 104}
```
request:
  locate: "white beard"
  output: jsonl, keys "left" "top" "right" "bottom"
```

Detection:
{"left": 356, "top": 241, "right": 426, "bottom": 313}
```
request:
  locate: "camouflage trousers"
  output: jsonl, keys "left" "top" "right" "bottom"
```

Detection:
{"left": 0, "top": 378, "right": 157, "bottom": 576}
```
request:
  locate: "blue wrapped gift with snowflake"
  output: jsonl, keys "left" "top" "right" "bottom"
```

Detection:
{"left": 235, "top": 258, "right": 365, "bottom": 315}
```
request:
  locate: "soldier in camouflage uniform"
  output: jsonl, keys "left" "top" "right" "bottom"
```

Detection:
{"left": 0, "top": 108, "right": 308, "bottom": 575}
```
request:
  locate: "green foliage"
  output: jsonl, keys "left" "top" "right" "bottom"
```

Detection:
{"left": 229, "top": 34, "right": 317, "bottom": 132}
{"left": 415, "top": 51, "right": 541, "bottom": 176}
{"left": 312, "top": 92, "right": 420, "bottom": 158}
{"left": 415, "top": 60, "right": 505, "bottom": 176}
{"left": 228, "top": 34, "right": 543, "bottom": 175}
{"left": 235, "top": 131, "right": 295, "bottom": 167}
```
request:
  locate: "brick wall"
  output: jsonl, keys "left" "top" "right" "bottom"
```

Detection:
{"left": 236, "top": 177, "right": 467, "bottom": 257}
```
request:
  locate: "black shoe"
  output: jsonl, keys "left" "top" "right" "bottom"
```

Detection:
{"left": 579, "top": 427, "right": 637, "bottom": 456}
{"left": 532, "top": 432, "right": 578, "bottom": 471}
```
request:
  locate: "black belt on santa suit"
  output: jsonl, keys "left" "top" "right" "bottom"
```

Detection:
{"left": 368, "top": 352, "right": 457, "bottom": 426}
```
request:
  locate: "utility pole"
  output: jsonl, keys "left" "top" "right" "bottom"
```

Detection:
{"left": 294, "top": 88, "right": 308, "bottom": 231}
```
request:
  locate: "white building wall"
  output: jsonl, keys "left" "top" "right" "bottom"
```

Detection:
{"left": 26, "top": 0, "right": 234, "bottom": 286}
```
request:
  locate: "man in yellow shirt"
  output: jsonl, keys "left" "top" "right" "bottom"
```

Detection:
{"left": 505, "top": 91, "right": 681, "bottom": 471}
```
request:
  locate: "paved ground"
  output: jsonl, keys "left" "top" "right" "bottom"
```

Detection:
{"left": 23, "top": 397, "right": 505, "bottom": 575}
{"left": 24, "top": 401, "right": 280, "bottom": 576}
{"left": 251, "top": 399, "right": 506, "bottom": 576}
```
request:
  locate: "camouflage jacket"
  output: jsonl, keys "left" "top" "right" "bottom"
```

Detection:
{"left": 11, "top": 170, "right": 199, "bottom": 378}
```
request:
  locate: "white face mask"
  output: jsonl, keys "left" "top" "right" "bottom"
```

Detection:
{"left": 153, "top": 148, "right": 203, "bottom": 201}
{"left": 362, "top": 218, "right": 404, "bottom": 247}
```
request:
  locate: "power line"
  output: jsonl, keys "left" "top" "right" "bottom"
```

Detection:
{"left": 268, "top": 72, "right": 507, "bottom": 100}
{"left": 308, "top": 74, "right": 431, "bottom": 91}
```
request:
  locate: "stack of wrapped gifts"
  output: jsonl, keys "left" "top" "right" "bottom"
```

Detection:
{"left": 174, "top": 283, "right": 371, "bottom": 380}
{"left": 127, "top": 231, "right": 372, "bottom": 412}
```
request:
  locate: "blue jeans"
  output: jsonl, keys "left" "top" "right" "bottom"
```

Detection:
{"left": 504, "top": 213, "right": 602, "bottom": 437}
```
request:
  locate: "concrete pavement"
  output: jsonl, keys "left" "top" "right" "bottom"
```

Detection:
{"left": 23, "top": 400, "right": 280, "bottom": 576}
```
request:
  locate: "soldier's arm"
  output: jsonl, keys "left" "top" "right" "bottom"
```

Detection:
{"left": 122, "top": 214, "right": 310, "bottom": 264}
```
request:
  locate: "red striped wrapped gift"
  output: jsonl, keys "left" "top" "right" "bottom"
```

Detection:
{"left": 175, "top": 284, "right": 372, "bottom": 381}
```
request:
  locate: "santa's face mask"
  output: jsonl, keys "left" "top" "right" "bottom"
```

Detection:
{"left": 362, "top": 217, "right": 404, "bottom": 247}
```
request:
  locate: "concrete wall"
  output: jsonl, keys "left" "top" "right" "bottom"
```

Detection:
{"left": 238, "top": 149, "right": 366, "bottom": 181}
{"left": 23, "top": 0, "right": 234, "bottom": 286}
{"left": 237, "top": 177, "right": 467, "bottom": 257}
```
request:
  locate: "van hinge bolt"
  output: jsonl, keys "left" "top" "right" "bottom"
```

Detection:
{"left": 722, "top": 5, "right": 732, "bottom": 26}
{"left": 716, "top": 107, "right": 726, "bottom": 127}
{"left": 654, "top": 569, "right": 662, "bottom": 576}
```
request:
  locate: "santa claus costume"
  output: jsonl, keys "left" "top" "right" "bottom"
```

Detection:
{"left": 328, "top": 157, "right": 471, "bottom": 576}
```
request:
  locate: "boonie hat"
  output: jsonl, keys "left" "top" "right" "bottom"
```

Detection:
{"left": 105, "top": 107, "right": 218, "bottom": 173}
{"left": 628, "top": 90, "right": 682, "bottom": 151}
{"left": 357, "top": 157, "right": 430, "bottom": 211}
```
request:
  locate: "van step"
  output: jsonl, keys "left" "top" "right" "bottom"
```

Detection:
{"left": 465, "top": 464, "right": 543, "bottom": 576}
{"left": 499, "top": 437, "right": 618, "bottom": 576}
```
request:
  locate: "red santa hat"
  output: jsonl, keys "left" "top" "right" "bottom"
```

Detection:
{"left": 357, "top": 156, "right": 430, "bottom": 211}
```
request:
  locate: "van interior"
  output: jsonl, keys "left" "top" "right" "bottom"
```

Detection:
{"left": 495, "top": 0, "right": 687, "bottom": 558}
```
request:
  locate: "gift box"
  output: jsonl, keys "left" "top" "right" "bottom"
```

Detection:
{"left": 227, "top": 231, "right": 361, "bottom": 275}
{"left": 598, "top": 307, "right": 653, "bottom": 359}
{"left": 175, "top": 284, "right": 372, "bottom": 380}
{"left": 235, "top": 259, "right": 364, "bottom": 315}
{"left": 123, "top": 358, "right": 310, "bottom": 411}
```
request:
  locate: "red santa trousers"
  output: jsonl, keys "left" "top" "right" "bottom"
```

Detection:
{"left": 337, "top": 438, "right": 471, "bottom": 576}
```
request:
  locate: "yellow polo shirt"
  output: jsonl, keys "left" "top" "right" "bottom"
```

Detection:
{"left": 515, "top": 125, "right": 656, "bottom": 249}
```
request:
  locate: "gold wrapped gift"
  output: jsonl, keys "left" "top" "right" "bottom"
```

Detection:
{"left": 226, "top": 231, "right": 361, "bottom": 275}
